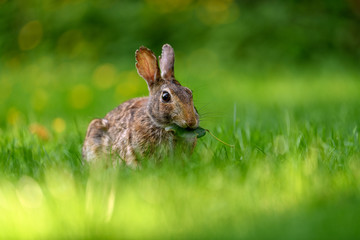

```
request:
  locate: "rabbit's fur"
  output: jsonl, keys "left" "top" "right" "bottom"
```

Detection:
{"left": 82, "top": 44, "right": 199, "bottom": 166}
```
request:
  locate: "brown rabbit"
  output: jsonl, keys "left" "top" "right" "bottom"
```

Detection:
{"left": 82, "top": 44, "right": 199, "bottom": 166}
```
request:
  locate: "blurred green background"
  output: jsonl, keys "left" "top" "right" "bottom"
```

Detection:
{"left": 1, "top": 0, "right": 360, "bottom": 129}
{"left": 1, "top": 0, "right": 360, "bottom": 239}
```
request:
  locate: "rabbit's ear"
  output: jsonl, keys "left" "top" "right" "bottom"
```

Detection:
{"left": 136, "top": 46, "right": 160, "bottom": 89}
{"left": 159, "top": 44, "right": 175, "bottom": 80}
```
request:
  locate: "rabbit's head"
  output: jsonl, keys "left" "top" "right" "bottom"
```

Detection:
{"left": 135, "top": 44, "right": 199, "bottom": 129}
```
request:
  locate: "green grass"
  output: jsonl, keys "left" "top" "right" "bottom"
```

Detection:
{"left": 0, "top": 60, "right": 360, "bottom": 239}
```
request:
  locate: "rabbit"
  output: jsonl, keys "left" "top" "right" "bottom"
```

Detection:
{"left": 82, "top": 44, "right": 199, "bottom": 166}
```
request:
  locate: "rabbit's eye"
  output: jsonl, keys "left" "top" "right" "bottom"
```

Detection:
{"left": 162, "top": 91, "right": 171, "bottom": 102}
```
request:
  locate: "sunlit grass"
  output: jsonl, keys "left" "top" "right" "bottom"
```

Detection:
{"left": 1, "top": 101, "right": 359, "bottom": 238}
{"left": 0, "top": 59, "right": 359, "bottom": 238}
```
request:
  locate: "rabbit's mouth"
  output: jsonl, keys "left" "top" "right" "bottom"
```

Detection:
{"left": 165, "top": 125, "right": 206, "bottom": 138}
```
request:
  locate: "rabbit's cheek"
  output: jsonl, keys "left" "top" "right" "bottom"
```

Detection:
{"left": 160, "top": 103, "right": 174, "bottom": 116}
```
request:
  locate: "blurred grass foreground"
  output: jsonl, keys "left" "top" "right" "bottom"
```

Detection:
{"left": 1, "top": 0, "right": 360, "bottom": 239}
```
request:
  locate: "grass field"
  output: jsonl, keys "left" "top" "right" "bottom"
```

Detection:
{"left": 0, "top": 58, "right": 360, "bottom": 239}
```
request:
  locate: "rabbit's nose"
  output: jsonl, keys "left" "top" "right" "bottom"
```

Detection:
{"left": 186, "top": 118, "right": 199, "bottom": 129}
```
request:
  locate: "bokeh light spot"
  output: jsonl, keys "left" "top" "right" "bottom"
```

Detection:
{"left": 52, "top": 118, "right": 66, "bottom": 134}
{"left": 29, "top": 123, "right": 50, "bottom": 141}
{"left": 274, "top": 135, "right": 289, "bottom": 155}
{"left": 45, "top": 169, "right": 76, "bottom": 200}
{"left": 16, "top": 176, "right": 44, "bottom": 208}
{"left": 93, "top": 63, "right": 117, "bottom": 89}
{"left": 197, "top": 0, "right": 238, "bottom": 25}
{"left": 203, "top": 0, "right": 233, "bottom": 12}
{"left": 115, "top": 71, "right": 142, "bottom": 101}
{"left": 7, "top": 107, "right": 23, "bottom": 126}
{"left": 18, "top": 20, "right": 43, "bottom": 51}
{"left": 68, "top": 84, "right": 93, "bottom": 109}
